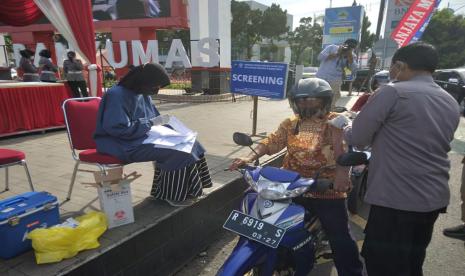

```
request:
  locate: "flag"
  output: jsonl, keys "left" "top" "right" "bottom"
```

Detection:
{"left": 390, "top": 0, "right": 439, "bottom": 47}
{"left": 410, "top": 0, "right": 441, "bottom": 43}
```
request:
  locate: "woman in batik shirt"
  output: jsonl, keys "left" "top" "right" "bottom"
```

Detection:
{"left": 229, "top": 78, "right": 363, "bottom": 276}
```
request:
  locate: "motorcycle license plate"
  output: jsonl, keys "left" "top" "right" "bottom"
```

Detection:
{"left": 223, "top": 210, "right": 286, "bottom": 248}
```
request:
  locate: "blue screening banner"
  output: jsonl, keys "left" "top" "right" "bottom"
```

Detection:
{"left": 322, "top": 6, "right": 364, "bottom": 48}
{"left": 230, "top": 61, "right": 288, "bottom": 99}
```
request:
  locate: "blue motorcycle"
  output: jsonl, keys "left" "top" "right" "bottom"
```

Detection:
{"left": 217, "top": 133, "right": 367, "bottom": 276}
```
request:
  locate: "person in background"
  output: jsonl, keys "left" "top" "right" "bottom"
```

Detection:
{"left": 63, "top": 51, "right": 88, "bottom": 98}
{"left": 230, "top": 78, "right": 363, "bottom": 276}
{"left": 38, "top": 49, "right": 58, "bottom": 82}
{"left": 316, "top": 39, "right": 358, "bottom": 109}
{"left": 443, "top": 158, "right": 465, "bottom": 240}
{"left": 367, "top": 51, "right": 378, "bottom": 88}
{"left": 104, "top": 69, "right": 116, "bottom": 80}
{"left": 19, "top": 49, "right": 39, "bottom": 82}
{"left": 330, "top": 42, "right": 460, "bottom": 276}
{"left": 94, "top": 63, "right": 212, "bottom": 207}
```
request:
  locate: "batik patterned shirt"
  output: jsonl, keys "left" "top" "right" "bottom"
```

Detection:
{"left": 261, "top": 112, "right": 346, "bottom": 199}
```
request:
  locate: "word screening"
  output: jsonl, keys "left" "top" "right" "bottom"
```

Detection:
{"left": 232, "top": 74, "right": 284, "bottom": 85}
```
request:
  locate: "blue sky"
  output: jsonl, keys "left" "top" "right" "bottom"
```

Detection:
{"left": 239, "top": 0, "right": 465, "bottom": 32}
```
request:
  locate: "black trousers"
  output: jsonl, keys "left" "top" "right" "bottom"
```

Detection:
{"left": 361, "top": 205, "right": 443, "bottom": 276}
{"left": 68, "top": 81, "right": 88, "bottom": 98}
{"left": 295, "top": 198, "right": 364, "bottom": 276}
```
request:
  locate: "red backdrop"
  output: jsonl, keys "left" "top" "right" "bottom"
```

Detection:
{"left": 0, "top": 0, "right": 43, "bottom": 26}
{"left": 62, "top": 0, "right": 102, "bottom": 96}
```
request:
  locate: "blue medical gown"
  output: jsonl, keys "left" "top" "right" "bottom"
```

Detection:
{"left": 94, "top": 85, "right": 206, "bottom": 170}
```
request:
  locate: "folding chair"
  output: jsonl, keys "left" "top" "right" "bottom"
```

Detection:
{"left": 0, "top": 148, "right": 34, "bottom": 192}
{"left": 62, "top": 97, "right": 124, "bottom": 200}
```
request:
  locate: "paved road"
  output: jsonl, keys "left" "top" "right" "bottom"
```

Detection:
{"left": 174, "top": 96, "right": 465, "bottom": 276}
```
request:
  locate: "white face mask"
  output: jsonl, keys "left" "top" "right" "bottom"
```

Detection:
{"left": 389, "top": 62, "right": 404, "bottom": 83}
{"left": 389, "top": 71, "right": 401, "bottom": 83}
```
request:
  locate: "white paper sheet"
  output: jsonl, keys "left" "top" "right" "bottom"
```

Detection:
{"left": 143, "top": 115, "right": 197, "bottom": 153}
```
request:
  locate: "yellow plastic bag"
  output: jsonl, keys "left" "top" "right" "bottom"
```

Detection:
{"left": 27, "top": 211, "right": 108, "bottom": 264}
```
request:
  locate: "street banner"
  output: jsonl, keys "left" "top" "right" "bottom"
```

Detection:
{"left": 322, "top": 6, "right": 364, "bottom": 48}
{"left": 230, "top": 61, "right": 288, "bottom": 99}
{"left": 391, "top": 0, "right": 439, "bottom": 47}
{"left": 410, "top": 0, "right": 441, "bottom": 44}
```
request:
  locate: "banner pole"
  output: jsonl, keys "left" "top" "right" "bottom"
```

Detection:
{"left": 99, "top": 47, "right": 105, "bottom": 93}
{"left": 252, "top": 96, "right": 258, "bottom": 136}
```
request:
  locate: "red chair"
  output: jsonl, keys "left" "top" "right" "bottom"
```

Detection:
{"left": 62, "top": 97, "right": 124, "bottom": 200}
{"left": 0, "top": 148, "right": 34, "bottom": 191}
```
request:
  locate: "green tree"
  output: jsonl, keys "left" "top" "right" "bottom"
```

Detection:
{"left": 95, "top": 33, "right": 112, "bottom": 49}
{"left": 288, "top": 17, "right": 323, "bottom": 65}
{"left": 231, "top": 0, "right": 263, "bottom": 59}
{"left": 156, "top": 29, "right": 191, "bottom": 56}
{"left": 260, "top": 3, "right": 289, "bottom": 60}
{"left": 4, "top": 35, "right": 13, "bottom": 54}
{"left": 360, "top": 14, "right": 376, "bottom": 52}
{"left": 261, "top": 4, "right": 289, "bottom": 39}
{"left": 422, "top": 9, "right": 465, "bottom": 68}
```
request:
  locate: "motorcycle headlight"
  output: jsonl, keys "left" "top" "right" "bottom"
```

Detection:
{"left": 259, "top": 185, "right": 308, "bottom": 200}
{"left": 259, "top": 188, "right": 284, "bottom": 200}
{"left": 244, "top": 170, "right": 258, "bottom": 191}
{"left": 257, "top": 180, "right": 286, "bottom": 200}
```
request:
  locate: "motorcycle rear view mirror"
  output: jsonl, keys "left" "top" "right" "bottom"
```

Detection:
{"left": 233, "top": 132, "right": 253, "bottom": 147}
{"left": 337, "top": 152, "right": 368, "bottom": 166}
{"left": 233, "top": 132, "right": 260, "bottom": 166}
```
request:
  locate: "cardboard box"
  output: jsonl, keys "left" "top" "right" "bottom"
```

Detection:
{"left": 97, "top": 179, "right": 134, "bottom": 229}
{"left": 92, "top": 167, "right": 123, "bottom": 185}
{"left": 82, "top": 169, "right": 140, "bottom": 229}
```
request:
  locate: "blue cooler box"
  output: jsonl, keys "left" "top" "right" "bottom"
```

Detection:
{"left": 0, "top": 192, "right": 59, "bottom": 259}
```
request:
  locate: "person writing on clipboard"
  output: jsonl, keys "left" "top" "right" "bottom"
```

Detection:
{"left": 94, "top": 63, "right": 212, "bottom": 207}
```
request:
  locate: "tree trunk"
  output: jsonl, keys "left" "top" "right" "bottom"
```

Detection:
{"left": 294, "top": 46, "right": 303, "bottom": 65}
{"left": 246, "top": 37, "right": 253, "bottom": 60}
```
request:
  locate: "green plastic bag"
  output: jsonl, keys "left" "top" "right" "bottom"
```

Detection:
{"left": 27, "top": 211, "right": 108, "bottom": 264}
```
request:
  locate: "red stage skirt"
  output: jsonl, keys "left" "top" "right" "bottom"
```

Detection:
{"left": 0, "top": 82, "right": 72, "bottom": 136}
